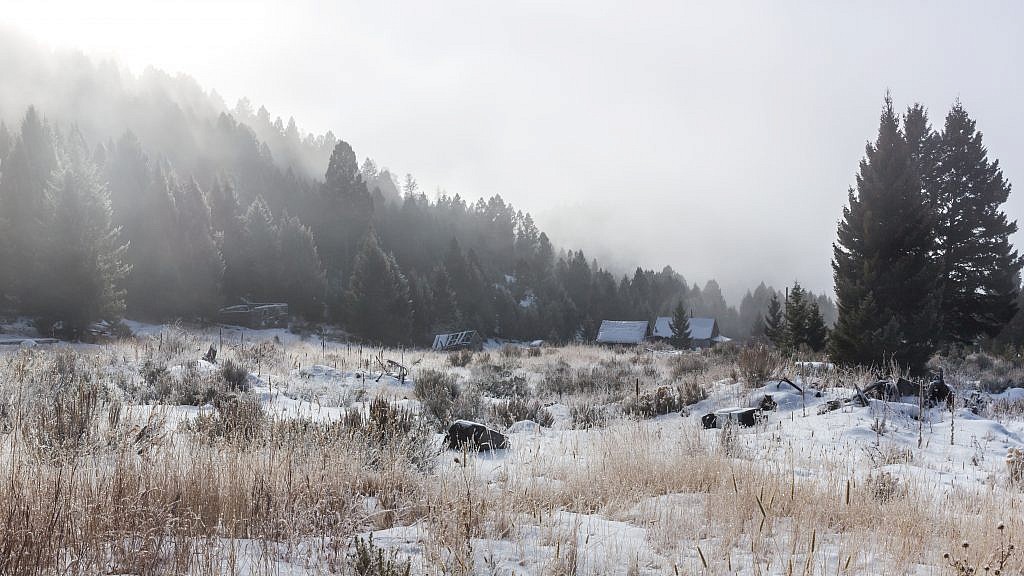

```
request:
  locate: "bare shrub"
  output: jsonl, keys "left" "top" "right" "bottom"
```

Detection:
{"left": 499, "top": 344, "right": 523, "bottom": 359}
{"left": 669, "top": 353, "right": 708, "bottom": 379}
{"left": 448, "top": 349, "right": 474, "bottom": 367}
{"left": 26, "top": 380, "right": 105, "bottom": 457}
{"left": 473, "top": 363, "right": 529, "bottom": 398}
{"left": 175, "top": 362, "right": 223, "bottom": 406}
{"left": 414, "top": 369, "right": 459, "bottom": 428}
{"left": 219, "top": 358, "right": 250, "bottom": 391}
{"left": 1007, "top": 448, "right": 1024, "bottom": 485}
{"left": 677, "top": 379, "right": 709, "bottom": 405}
{"left": 490, "top": 396, "right": 554, "bottom": 427}
{"left": 865, "top": 471, "right": 904, "bottom": 502}
{"left": 450, "top": 385, "right": 486, "bottom": 423}
{"left": 623, "top": 386, "right": 685, "bottom": 419}
{"left": 738, "top": 345, "right": 781, "bottom": 389}
{"left": 351, "top": 533, "right": 412, "bottom": 576}
{"left": 192, "top": 393, "right": 267, "bottom": 443}
{"left": 570, "top": 403, "right": 607, "bottom": 429}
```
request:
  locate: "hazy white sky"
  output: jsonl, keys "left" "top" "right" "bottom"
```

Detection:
{"left": 4, "top": 0, "right": 1023, "bottom": 301}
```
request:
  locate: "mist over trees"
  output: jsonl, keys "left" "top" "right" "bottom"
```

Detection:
{"left": 0, "top": 41, "right": 831, "bottom": 344}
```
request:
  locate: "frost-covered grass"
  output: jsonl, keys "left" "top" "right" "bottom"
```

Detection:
{"left": 2, "top": 326, "right": 1024, "bottom": 574}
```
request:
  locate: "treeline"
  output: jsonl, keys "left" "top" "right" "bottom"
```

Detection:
{"left": 830, "top": 96, "right": 1022, "bottom": 372}
{"left": 0, "top": 102, "right": 832, "bottom": 344}
{"left": 0, "top": 42, "right": 841, "bottom": 345}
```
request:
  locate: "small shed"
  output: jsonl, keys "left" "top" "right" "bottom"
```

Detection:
{"left": 595, "top": 320, "right": 649, "bottom": 345}
{"left": 218, "top": 302, "right": 289, "bottom": 328}
{"left": 653, "top": 316, "right": 722, "bottom": 348}
{"left": 432, "top": 330, "right": 483, "bottom": 351}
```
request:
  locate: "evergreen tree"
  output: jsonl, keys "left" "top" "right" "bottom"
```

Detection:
{"left": 830, "top": 95, "right": 939, "bottom": 373}
{"left": 430, "top": 265, "right": 461, "bottom": 332}
{"left": 928, "top": 102, "right": 1022, "bottom": 344}
{"left": 764, "top": 294, "right": 784, "bottom": 347}
{"left": 783, "top": 282, "right": 809, "bottom": 352}
{"left": 277, "top": 214, "right": 326, "bottom": 319}
{"left": 170, "top": 177, "right": 224, "bottom": 317}
{"left": 805, "top": 301, "right": 829, "bottom": 352}
{"left": 0, "top": 122, "right": 11, "bottom": 163}
{"left": 0, "top": 108, "right": 58, "bottom": 306}
{"left": 241, "top": 196, "right": 281, "bottom": 301}
{"left": 208, "top": 177, "right": 248, "bottom": 303}
{"left": 668, "top": 300, "right": 692, "bottom": 349}
{"left": 317, "top": 140, "right": 373, "bottom": 275}
{"left": 345, "top": 229, "right": 412, "bottom": 344}
{"left": 993, "top": 285, "right": 1024, "bottom": 351}
{"left": 35, "top": 132, "right": 128, "bottom": 335}
{"left": 120, "top": 163, "right": 179, "bottom": 318}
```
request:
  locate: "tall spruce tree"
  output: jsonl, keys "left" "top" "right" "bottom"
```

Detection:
{"left": 0, "top": 108, "right": 58, "bottom": 307}
{"left": 928, "top": 103, "right": 1022, "bottom": 345}
{"left": 764, "top": 294, "right": 784, "bottom": 347}
{"left": 668, "top": 300, "right": 692, "bottom": 349}
{"left": 277, "top": 214, "right": 327, "bottom": 319}
{"left": 783, "top": 283, "right": 810, "bottom": 353}
{"left": 345, "top": 229, "right": 412, "bottom": 344}
{"left": 829, "top": 95, "right": 940, "bottom": 373}
{"left": 805, "top": 301, "right": 829, "bottom": 352}
{"left": 35, "top": 131, "right": 128, "bottom": 335}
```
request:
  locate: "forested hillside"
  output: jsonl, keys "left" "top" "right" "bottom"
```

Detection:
{"left": 0, "top": 37, "right": 834, "bottom": 344}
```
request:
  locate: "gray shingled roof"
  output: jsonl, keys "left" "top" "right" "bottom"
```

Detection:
{"left": 653, "top": 316, "right": 718, "bottom": 340}
{"left": 596, "top": 320, "right": 648, "bottom": 344}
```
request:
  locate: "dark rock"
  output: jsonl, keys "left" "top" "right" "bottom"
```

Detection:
{"left": 445, "top": 420, "right": 508, "bottom": 451}
{"left": 701, "top": 413, "right": 717, "bottom": 429}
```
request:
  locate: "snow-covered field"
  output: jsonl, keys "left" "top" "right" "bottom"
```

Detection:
{"left": 1, "top": 321, "right": 1023, "bottom": 575}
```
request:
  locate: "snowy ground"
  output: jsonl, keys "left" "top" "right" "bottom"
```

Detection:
{"left": 3, "top": 320, "right": 1024, "bottom": 574}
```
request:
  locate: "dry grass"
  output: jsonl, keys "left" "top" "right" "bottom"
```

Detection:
{"left": 0, "top": 331, "right": 1021, "bottom": 575}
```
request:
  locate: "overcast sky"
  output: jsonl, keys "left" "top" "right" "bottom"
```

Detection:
{"left": 5, "top": 0, "right": 1023, "bottom": 302}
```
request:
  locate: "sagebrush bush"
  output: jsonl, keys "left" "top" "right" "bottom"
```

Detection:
{"left": 499, "top": 344, "right": 523, "bottom": 359}
{"left": 414, "top": 369, "right": 459, "bottom": 428}
{"left": 448, "top": 349, "right": 473, "bottom": 367}
{"left": 219, "top": 358, "right": 250, "bottom": 391}
{"left": 474, "top": 363, "right": 529, "bottom": 398}
{"left": 26, "top": 380, "right": 106, "bottom": 458}
{"left": 540, "top": 358, "right": 637, "bottom": 398}
{"left": 669, "top": 353, "right": 708, "bottom": 379}
{"left": 571, "top": 403, "right": 607, "bottom": 429}
{"left": 491, "top": 396, "right": 555, "bottom": 427}
{"left": 192, "top": 393, "right": 266, "bottom": 443}
{"left": 449, "top": 385, "right": 486, "bottom": 422}
{"left": 623, "top": 386, "right": 685, "bottom": 419}
{"left": 352, "top": 533, "right": 411, "bottom": 576}
{"left": 677, "top": 379, "right": 708, "bottom": 405}
{"left": 738, "top": 345, "right": 781, "bottom": 389}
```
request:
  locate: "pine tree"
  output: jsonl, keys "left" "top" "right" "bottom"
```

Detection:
{"left": 208, "top": 177, "right": 247, "bottom": 303}
{"left": 829, "top": 95, "right": 940, "bottom": 373}
{"left": 0, "top": 122, "right": 11, "bottom": 162}
{"left": 120, "top": 162, "right": 178, "bottom": 319}
{"left": 35, "top": 131, "right": 128, "bottom": 336}
{"left": 317, "top": 140, "right": 373, "bottom": 274}
{"left": 783, "top": 283, "right": 810, "bottom": 352}
{"left": 805, "top": 301, "right": 829, "bottom": 352}
{"left": 668, "top": 300, "right": 692, "bottom": 349}
{"left": 170, "top": 177, "right": 224, "bottom": 317}
{"left": 277, "top": 214, "right": 326, "bottom": 319}
{"left": 0, "top": 108, "right": 58, "bottom": 306}
{"left": 242, "top": 196, "right": 281, "bottom": 301}
{"left": 928, "top": 102, "right": 1023, "bottom": 344}
{"left": 345, "top": 229, "right": 412, "bottom": 344}
{"left": 764, "top": 294, "right": 784, "bottom": 347}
